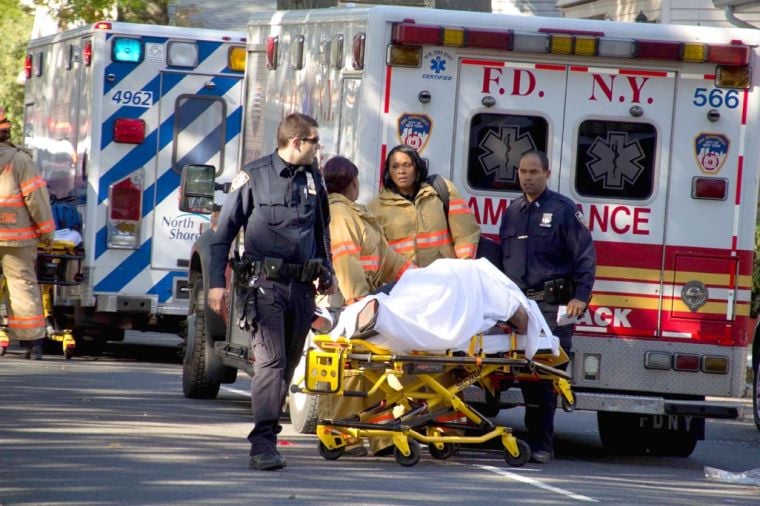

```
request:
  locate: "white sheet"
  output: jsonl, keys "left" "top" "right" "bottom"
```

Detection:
{"left": 330, "top": 258, "right": 559, "bottom": 359}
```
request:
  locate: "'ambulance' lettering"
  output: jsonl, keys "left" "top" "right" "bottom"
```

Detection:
{"left": 584, "top": 204, "right": 651, "bottom": 236}
{"left": 469, "top": 196, "right": 509, "bottom": 226}
{"left": 576, "top": 307, "right": 632, "bottom": 327}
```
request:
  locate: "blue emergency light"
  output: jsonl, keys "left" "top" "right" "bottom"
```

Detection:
{"left": 112, "top": 38, "right": 143, "bottom": 63}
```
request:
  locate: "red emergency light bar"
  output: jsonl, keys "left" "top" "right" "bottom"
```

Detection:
{"left": 390, "top": 21, "right": 751, "bottom": 66}
{"left": 94, "top": 21, "right": 112, "bottom": 30}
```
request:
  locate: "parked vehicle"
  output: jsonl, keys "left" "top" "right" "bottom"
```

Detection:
{"left": 23, "top": 22, "right": 246, "bottom": 345}
{"left": 181, "top": 5, "right": 760, "bottom": 453}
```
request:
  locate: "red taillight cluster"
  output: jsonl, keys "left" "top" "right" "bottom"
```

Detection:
{"left": 644, "top": 351, "right": 729, "bottom": 374}
{"left": 113, "top": 118, "right": 145, "bottom": 144}
{"left": 83, "top": 40, "right": 93, "bottom": 66}
{"left": 24, "top": 55, "right": 32, "bottom": 79}
{"left": 266, "top": 35, "right": 278, "bottom": 70}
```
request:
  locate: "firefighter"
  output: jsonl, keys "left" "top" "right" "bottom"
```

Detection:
{"left": 207, "top": 113, "right": 336, "bottom": 471}
{"left": 499, "top": 150, "right": 596, "bottom": 464}
{"left": 367, "top": 144, "right": 480, "bottom": 268}
{"left": 320, "top": 155, "right": 414, "bottom": 456}
{"left": 0, "top": 106, "right": 55, "bottom": 360}
{"left": 324, "top": 155, "right": 413, "bottom": 305}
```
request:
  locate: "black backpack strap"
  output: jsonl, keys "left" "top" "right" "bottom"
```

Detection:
{"left": 428, "top": 174, "right": 450, "bottom": 217}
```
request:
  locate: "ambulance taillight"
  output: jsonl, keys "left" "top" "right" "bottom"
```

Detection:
{"left": 266, "top": 36, "right": 278, "bottom": 70}
{"left": 113, "top": 118, "right": 146, "bottom": 144}
{"left": 107, "top": 170, "right": 143, "bottom": 250}
{"left": 24, "top": 55, "right": 32, "bottom": 79}
{"left": 83, "top": 40, "right": 93, "bottom": 66}
{"left": 692, "top": 177, "right": 728, "bottom": 200}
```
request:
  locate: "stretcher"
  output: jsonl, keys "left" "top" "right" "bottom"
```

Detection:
{"left": 298, "top": 328, "right": 574, "bottom": 467}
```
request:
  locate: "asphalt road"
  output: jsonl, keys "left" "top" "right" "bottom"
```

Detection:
{"left": 1, "top": 339, "right": 758, "bottom": 505}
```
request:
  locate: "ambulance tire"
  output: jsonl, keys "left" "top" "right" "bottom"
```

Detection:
{"left": 597, "top": 411, "right": 643, "bottom": 455}
{"left": 288, "top": 351, "right": 322, "bottom": 434}
{"left": 182, "top": 281, "right": 221, "bottom": 399}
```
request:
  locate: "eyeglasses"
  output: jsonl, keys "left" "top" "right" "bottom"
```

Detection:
{"left": 300, "top": 136, "right": 320, "bottom": 145}
{"left": 390, "top": 161, "right": 415, "bottom": 171}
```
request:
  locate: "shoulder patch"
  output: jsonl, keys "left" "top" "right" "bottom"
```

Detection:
{"left": 575, "top": 209, "right": 589, "bottom": 229}
{"left": 230, "top": 171, "right": 249, "bottom": 192}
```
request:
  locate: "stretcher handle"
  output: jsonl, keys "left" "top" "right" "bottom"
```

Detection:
{"left": 529, "top": 360, "right": 572, "bottom": 380}
{"left": 348, "top": 352, "right": 529, "bottom": 367}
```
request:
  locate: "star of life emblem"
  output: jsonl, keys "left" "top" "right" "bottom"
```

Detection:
{"left": 586, "top": 132, "right": 645, "bottom": 189}
{"left": 477, "top": 126, "right": 537, "bottom": 183}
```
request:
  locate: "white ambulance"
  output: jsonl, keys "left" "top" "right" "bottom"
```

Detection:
{"left": 23, "top": 22, "right": 246, "bottom": 344}
{"left": 183, "top": 5, "right": 760, "bottom": 454}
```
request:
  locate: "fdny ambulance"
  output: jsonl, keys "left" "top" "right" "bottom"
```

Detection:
{"left": 182, "top": 5, "right": 760, "bottom": 453}
{"left": 22, "top": 22, "right": 246, "bottom": 343}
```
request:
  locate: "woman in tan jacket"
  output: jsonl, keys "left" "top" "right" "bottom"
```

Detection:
{"left": 367, "top": 144, "right": 480, "bottom": 268}
{"left": 324, "top": 156, "right": 412, "bottom": 305}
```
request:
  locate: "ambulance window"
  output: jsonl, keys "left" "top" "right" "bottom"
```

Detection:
{"left": 467, "top": 113, "right": 548, "bottom": 192}
{"left": 575, "top": 120, "right": 656, "bottom": 200}
{"left": 172, "top": 95, "right": 226, "bottom": 176}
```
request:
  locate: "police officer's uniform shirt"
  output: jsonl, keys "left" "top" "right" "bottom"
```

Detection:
{"left": 499, "top": 188, "right": 595, "bottom": 303}
{"left": 209, "top": 152, "right": 332, "bottom": 289}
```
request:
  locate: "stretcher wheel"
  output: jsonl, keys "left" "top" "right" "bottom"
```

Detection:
{"left": 504, "top": 439, "right": 531, "bottom": 467}
{"left": 64, "top": 348, "right": 74, "bottom": 360}
{"left": 394, "top": 439, "right": 421, "bottom": 467}
{"left": 560, "top": 396, "right": 575, "bottom": 412}
{"left": 428, "top": 442, "right": 456, "bottom": 460}
{"left": 318, "top": 441, "right": 345, "bottom": 461}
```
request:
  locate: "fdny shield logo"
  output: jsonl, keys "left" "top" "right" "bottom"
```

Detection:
{"left": 398, "top": 113, "right": 432, "bottom": 153}
{"left": 694, "top": 133, "right": 729, "bottom": 174}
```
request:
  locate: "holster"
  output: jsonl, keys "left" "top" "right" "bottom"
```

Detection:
{"left": 543, "top": 278, "right": 575, "bottom": 305}
{"left": 236, "top": 285, "right": 259, "bottom": 332}
{"left": 301, "top": 258, "right": 323, "bottom": 283}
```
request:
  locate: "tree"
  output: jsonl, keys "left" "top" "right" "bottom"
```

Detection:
{"left": 0, "top": 0, "right": 33, "bottom": 141}
{"left": 33, "top": 0, "right": 170, "bottom": 25}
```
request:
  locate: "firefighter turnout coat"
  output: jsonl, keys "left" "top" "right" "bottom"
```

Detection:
{"left": 0, "top": 141, "right": 55, "bottom": 246}
{"left": 329, "top": 193, "right": 412, "bottom": 302}
{"left": 368, "top": 177, "right": 480, "bottom": 268}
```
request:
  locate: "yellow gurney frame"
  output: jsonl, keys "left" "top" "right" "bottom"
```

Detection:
{"left": 299, "top": 333, "right": 574, "bottom": 467}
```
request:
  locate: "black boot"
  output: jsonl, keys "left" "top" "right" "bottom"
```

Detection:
{"left": 24, "top": 338, "right": 44, "bottom": 360}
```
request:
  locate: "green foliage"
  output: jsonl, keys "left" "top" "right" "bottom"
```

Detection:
{"left": 32, "top": 1, "right": 169, "bottom": 25}
{"left": 0, "top": 0, "right": 33, "bottom": 142}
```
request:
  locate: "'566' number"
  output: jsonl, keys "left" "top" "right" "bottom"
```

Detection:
{"left": 112, "top": 90, "right": 153, "bottom": 107}
{"left": 692, "top": 88, "right": 740, "bottom": 109}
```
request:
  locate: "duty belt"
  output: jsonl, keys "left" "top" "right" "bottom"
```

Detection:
{"left": 252, "top": 260, "right": 304, "bottom": 279}
{"left": 525, "top": 288, "right": 544, "bottom": 301}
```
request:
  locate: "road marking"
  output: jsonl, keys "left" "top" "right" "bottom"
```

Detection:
{"left": 221, "top": 386, "right": 250, "bottom": 397}
{"left": 477, "top": 465, "right": 599, "bottom": 502}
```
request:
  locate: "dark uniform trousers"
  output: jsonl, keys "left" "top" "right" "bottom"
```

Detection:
{"left": 247, "top": 277, "right": 316, "bottom": 457}
{"left": 519, "top": 300, "right": 572, "bottom": 454}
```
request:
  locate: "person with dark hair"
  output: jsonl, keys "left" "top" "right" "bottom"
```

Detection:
{"left": 0, "top": 106, "right": 55, "bottom": 359}
{"left": 320, "top": 155, "right": 414, "bottom": 456}
{"left": 368, "top": 144, "right": 480, "bottom": 268}
{"left": 323, "top": 156, "right": 412, "bottom": 305}
{"left": 499, "top": 150, "right": 596, "bottom": 464}
{"left": 208, "top": 112, "right": 337, "bottom": 471}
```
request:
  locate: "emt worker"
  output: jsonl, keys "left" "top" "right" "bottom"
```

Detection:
{"left": 208, "top": 113, "right": 337, "bottom": 471}
{"left": 499, "top": 150, "right": 596, "bottom": 464}
{"left": 323, "top": 155, "right": 413, "bottom": 305}
{"left": 0, "top": 106, "right": 55, "bottom": 360}
{"left": 368, "top": 144, "right": 480, "bottom": 267}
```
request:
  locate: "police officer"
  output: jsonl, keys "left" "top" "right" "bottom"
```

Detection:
{"left": 208, "top": 113, "right": 336, "bottom": 471}
{"left": 499, "top": 150, "right": 595, "bottom": 464}
{"left": 0, "top": 106, "right": 55, "bottom": 360}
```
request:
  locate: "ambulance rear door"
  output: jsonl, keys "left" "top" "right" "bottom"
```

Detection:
{"left": 453, "top": 57, "right": 569, "bottom": 236}
{"left": 559, "top": 64, "right": 676, "bottom": 339}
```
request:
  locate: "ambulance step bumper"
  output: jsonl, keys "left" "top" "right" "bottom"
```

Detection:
{"left": 572, "top": 392, "right": 742, "bottom": 419}
{"left": 97, "top": 294, "right": 157, "bottom": 314}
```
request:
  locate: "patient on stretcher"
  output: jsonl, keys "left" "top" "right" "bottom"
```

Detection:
{"left": 314, "top": 258, "right": 559, "bottom": 360}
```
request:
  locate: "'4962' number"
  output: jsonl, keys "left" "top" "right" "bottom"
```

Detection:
{"left": 112, "top": 90, "right": 153, "bottom": 107}
{"left": 692, "top": 88, "right": 740, "bottom": 109}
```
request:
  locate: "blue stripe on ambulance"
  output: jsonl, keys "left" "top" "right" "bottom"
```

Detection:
{"left": 94, "top": 240, "right": 152, "bottom": 293}
{"left": 97, "top": 74, "right": 240, "bottom": 206}
{"left": 147, "top": 271, "right": 186, "bottom": 302}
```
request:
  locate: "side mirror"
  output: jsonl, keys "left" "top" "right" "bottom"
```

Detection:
{"left": 179, "top": 164, "right": 216, "bottom": 214}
